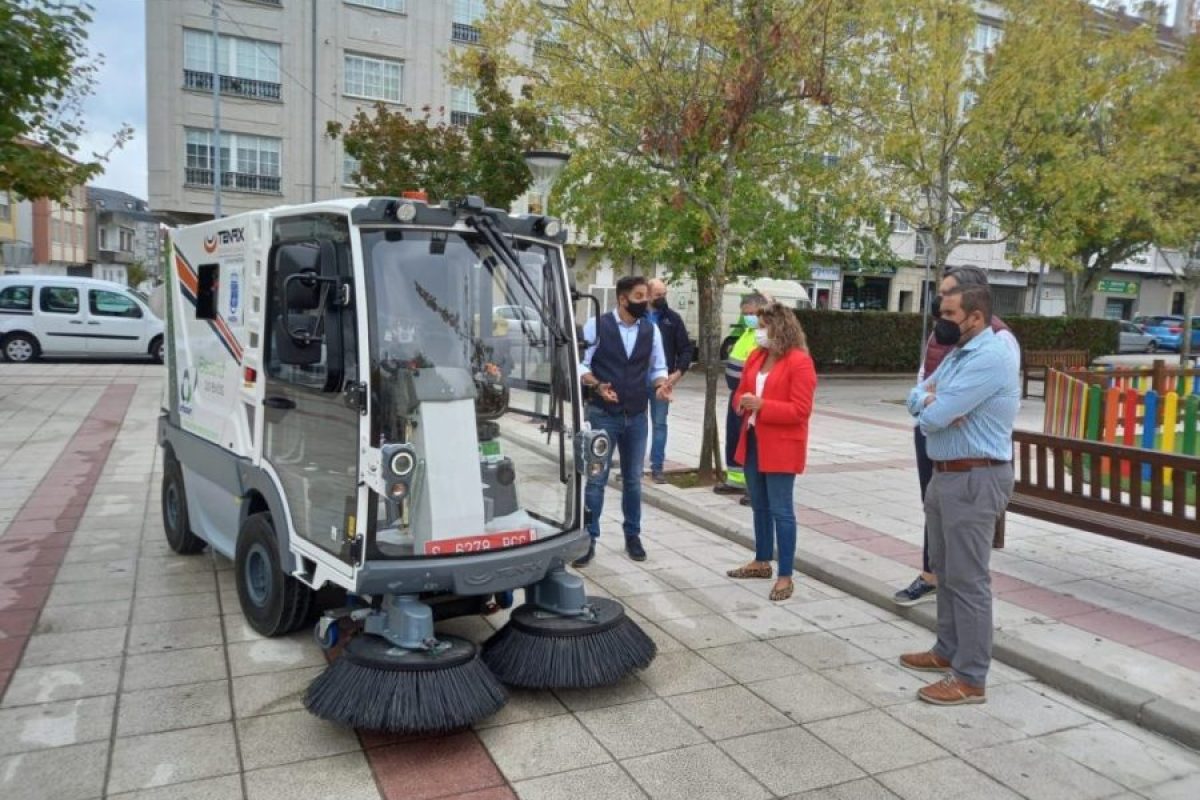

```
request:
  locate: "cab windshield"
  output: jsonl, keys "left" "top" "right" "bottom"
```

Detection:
{"left": 361, "top": 227, "right": 578, "bottom": 558}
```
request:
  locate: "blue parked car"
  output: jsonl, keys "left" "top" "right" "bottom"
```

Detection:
{"left": 1138, "top": 315, "right": 1200, "bottom": 351}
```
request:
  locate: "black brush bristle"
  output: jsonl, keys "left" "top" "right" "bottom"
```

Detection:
{"left": 304, "top": 634, "right": 507, "bottom": 733}
{"left": 483, "top": 597, "right": 657, "bottom": 689}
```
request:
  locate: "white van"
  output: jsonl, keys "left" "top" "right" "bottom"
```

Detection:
{"left": 0, "top": 275, "right": 165, "bottom": 363}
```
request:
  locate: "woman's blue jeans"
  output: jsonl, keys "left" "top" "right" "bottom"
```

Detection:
{"left": 743, "top": 428, "right": 797, "bottom": 578}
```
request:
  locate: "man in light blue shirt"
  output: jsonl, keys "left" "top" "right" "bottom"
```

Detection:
{"left": 899, "top": 284, "right": 1018, "bottom": 706}
{"left": 575, "top": 275, "right": 672, "bottom": 566}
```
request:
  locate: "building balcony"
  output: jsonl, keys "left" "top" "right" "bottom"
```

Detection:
{"left": 185, "top": 168, "right": 282, "bottom": 195}
{"left": 452, "top": 23, "right": 481, "bottom": 44}
{"left": 450, "top": 110, "right": 482, "bottom": 128}
{"left": 184, "top": 70, "right": 282, "bottom": 101}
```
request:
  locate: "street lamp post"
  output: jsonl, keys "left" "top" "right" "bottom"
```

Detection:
{"left": 523, "top": 150, "right": 570, "bottom": 215}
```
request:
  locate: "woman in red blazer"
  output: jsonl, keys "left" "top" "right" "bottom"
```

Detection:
{"left": 725, "top": 303, "right": 817, "bottom": 601}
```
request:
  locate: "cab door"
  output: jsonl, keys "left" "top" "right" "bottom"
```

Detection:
{"left": 36, "top": 285, "right": 88, "bottom": 356}
{"left": 260, "top": 213, "right": 363, "bottom": 567}
{"left": 85, "top": 289, "right": 149, "bottom": 356}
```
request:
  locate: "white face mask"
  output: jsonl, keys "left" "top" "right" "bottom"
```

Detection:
{"left": 754, "top": 329, "right": 770, "bottom": 348}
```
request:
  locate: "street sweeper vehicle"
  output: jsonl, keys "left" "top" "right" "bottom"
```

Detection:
{"left": 159, "top": 195, "right": 655, "bottom": 733}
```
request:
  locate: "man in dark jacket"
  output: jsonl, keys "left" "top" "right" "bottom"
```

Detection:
{"left": 646, "top": 279, "right": 694, "bottom": 483}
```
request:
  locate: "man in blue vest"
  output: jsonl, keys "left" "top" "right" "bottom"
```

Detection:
{"left": 574, "top": 275, "right": 672, "bottom": 567}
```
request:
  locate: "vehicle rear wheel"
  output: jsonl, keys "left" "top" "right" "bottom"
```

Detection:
{"left": 1147, "top": 340, "right": 1158, "bottom": 353}
{"left": 236, "top": 512, "right": 313, "bottom": 637}
{"left": 2, "top": 333, "right": 39, "bottom": 363}
{"left": 162, "top": 458, "right": 206, "bottom": 554}
{"left": 150, "top": 336, "right": 165, "bottom": 364}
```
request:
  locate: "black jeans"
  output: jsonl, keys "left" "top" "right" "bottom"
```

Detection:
{"left": 914, "top": 426, "right": 934, "bottom": 574}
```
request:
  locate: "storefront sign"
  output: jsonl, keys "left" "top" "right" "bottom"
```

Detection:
{"left": 810, "top": 267, "right": 841, "bottom": 282}
{"left": 1098, "top": 279, "right": 1139, "bottom": 296}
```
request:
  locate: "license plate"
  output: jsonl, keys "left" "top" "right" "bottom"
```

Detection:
{"left": 423, "top": 528, "right": 536, "bottom": 555}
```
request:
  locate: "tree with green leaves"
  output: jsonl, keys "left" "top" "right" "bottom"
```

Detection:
{"left": 832, "top": 0, "right": 1120, "bottom": 305}
{"left": 473, "top": 0, "right": 887, "bottom": 481}
{"left": 0, "top": 1, "right": 130, "bottom": 201}
{"left": 327, "top": 54, "right": 547, "bottom": 208}
{"left": 971, "top": 0, "right": 1175, "bottom": 317}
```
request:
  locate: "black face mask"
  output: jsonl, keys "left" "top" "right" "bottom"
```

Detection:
{"left": 651, "top": 297, "right": 667, "bottom": 310}
{"left": 933, "top": 317, "right": 962, "bottom": 346}
{"left": 626, "top": 300, "right": 649, "bottom": 319}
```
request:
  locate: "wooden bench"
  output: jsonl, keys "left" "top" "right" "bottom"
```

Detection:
{"left": 1008, "top": 430, "right": 1200, "bottom": 558}
{"left": 1022, "top": 350, "right": 1089, "bottom": 399}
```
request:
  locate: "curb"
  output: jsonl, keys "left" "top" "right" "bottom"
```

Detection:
{"left": 637, "top": 482, "right": 1200, "bottom": 752}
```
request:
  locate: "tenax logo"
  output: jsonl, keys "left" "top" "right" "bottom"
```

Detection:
{"left": 203, "top": 227, "right": 246, "bottom": 254}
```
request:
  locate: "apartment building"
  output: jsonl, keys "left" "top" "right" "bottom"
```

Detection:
{"left": 146, "top": 0, "right": 493, "bottom": 224}
{"left": 147, "top": 0, "right": 1196, "bottom": 320}
{"left": 87, "top": 187, "right": 164, "bottom": 285}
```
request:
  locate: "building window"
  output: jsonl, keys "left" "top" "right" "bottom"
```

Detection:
{"left": 954, "top": 211, "right": 991, "bottom": 241}
{"left": 888, "top": 212, "right": 911, "bottom": 233}
{"left": 1173, "top": 292, "right": 1186, "bottom": 315}
{"left": 99, "top": 228, "right": 109, "bottom": 250}
{"left": 344, "top": 53, "right": 404, "bottom": 103}
{"left": 452, "top": 0, "right": 485, "bottom": 43}
{"left": 185, "top": 128, "right": 282, "bottom": 194}
{"left": 1005, "top": 238, "right": 1020, "bottom": 257}
{"left": 0, "top": 191, "right": 9, "bottom": 221}
{"left": 183, "top": 29, "right": 282, "bottom": 101}
{"left": 343, "top": 153, "right": 361, "bottom": 186}
{"left": 450, "top": 85, "right": 481, "bottom": 127}
{"left": 346, "top": 0, "right": 406, "bottom": 11}
{"left": 974, "top": 22, "right": 1002, "bottom": 52}
{"left": 915, "top": 234, "right": 927, "bottom": 257}
{"left": 120, "top": 228, "right": 134, "bottom": 252}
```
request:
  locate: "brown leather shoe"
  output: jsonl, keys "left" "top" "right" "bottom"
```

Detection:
{"left": 898, "top": 651, "right": 951, "bottom": 672}
{"left": 918, "top": 674, "right": 986, "bottom": 705}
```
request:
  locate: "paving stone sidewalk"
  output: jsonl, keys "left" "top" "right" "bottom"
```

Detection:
{"left": 1, "top": 363, "right": 1199, "bottom": 800}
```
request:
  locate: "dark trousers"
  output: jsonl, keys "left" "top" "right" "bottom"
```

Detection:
{"left": 914, "top": 427, "right": 934, "bottom": 574}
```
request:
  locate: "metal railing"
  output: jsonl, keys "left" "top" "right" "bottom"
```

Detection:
{"left": 184, "top": 69, "right": 282, "bottom": 101}
{"left": 452, "top": 22, "right": 481, "bottom": 44}
{"left": 450, "top": 110, "right": 482, "bottom": 128}
{"left": 185, "top": 168, "right": 282, "bottom": 195}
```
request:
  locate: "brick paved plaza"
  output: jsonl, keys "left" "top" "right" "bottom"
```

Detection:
{"left": 2, "top": 363, "right": 1199, "bottom": 800}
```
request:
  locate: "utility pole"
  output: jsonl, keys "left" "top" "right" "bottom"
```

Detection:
{"left": 212, "top": 0, "right": 222, "bottom": 218}
{"left": 917, "top": 226, "right": 934, "bottom": 371}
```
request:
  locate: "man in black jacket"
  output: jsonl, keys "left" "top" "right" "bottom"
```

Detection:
{"left": 646, "top": 279, "right": 694, "bottom": 483}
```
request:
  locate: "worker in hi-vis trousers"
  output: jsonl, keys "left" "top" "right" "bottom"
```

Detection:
{"left": 714, "top": 292, "right": 770, "bottom": 505}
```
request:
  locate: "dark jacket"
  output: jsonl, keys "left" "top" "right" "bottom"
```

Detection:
{"left": 589, "top": 313, "right": 654, "bottom": 416}
{"left": 652, "top": 304, "right": 694, "bottom": 375}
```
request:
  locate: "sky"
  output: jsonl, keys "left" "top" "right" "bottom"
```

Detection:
{"left": 80, "top": 0, "right": 147, "bottom": 199}
{"left": 77, "top": 0, "right": 1187, "bottom": 204}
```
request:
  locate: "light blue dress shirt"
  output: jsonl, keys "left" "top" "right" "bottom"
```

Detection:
{"left": 907, "top": 327, "right": 1020, "bottom": 461}
{"left": 579, "top": 310, "right": 669, "bottom": 383}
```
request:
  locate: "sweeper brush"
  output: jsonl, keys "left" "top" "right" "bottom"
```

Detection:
{"left": 482, "top": 596, "right": 656, "bottom": 689}
{"left": 304, "top": 633, "right": 507, "bottom": 733}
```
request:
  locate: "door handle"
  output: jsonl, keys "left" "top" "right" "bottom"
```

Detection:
{"left": 263, "top": 396, "right": 296, "bottom": 410}
{"left": 69, "top": 320, "right": 83, "bottom": 325}
{"left": 87, "top": 321, "right": 100, "bottom": 325}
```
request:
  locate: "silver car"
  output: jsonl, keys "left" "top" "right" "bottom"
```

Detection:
{"left": 1119, "top": 320, "right": 1158, "bottom": 353}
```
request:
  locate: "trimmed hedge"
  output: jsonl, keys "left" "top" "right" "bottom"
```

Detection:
{"left": 792, "top": 310, "right": 1118, "bottom": 372}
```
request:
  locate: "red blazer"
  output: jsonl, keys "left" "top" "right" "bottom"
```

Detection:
{"left": 733, "top": 347, "right": 817, "bottom": 474}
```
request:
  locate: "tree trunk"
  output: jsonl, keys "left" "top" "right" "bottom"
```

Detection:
{"left": 1063, "top": 257, "right": 1101, "bottom": 319}
{"left": 696, "top": 270, "right": 723, "bottom": 482}
{"left": 1180, "top": 279, "right": 1198, "bottom": 368}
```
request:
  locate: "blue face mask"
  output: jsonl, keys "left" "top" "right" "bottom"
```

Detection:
{"left": 743, "top": 314, "right": 759, "bottom": 328}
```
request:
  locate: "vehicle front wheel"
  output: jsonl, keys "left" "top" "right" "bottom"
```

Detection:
{"left": 150, "top": 336, "right": 165, "bottom": 364}
{"left": 236, "top": 513, "right": 313, "bottom": 637}
{"left": 162, "top": 459, "right": 206, "bottom": 554}
{"left": 2, "top": 333, "right": 40, "bottom": 363}
{"left": 1146, "top": 340, "right": 1158, "bottom": 353}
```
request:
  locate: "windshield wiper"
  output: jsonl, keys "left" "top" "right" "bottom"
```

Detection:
{"left": 462, "top": 211, "right": 570, "bottom": 347}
